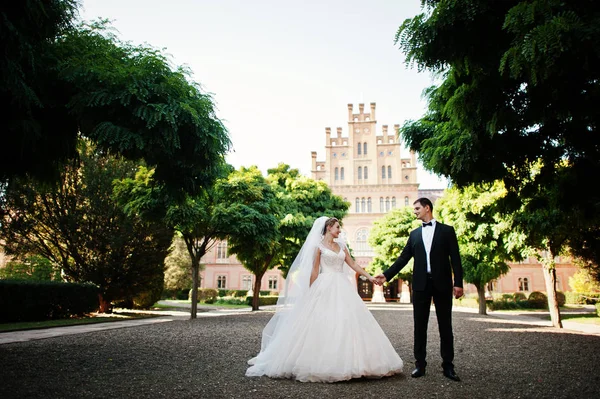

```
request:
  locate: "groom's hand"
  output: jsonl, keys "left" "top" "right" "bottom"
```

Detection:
{"left": 453, "top": 287, "right": 464, "bottom": 299}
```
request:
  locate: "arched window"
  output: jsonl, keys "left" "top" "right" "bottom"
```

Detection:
{"left": 363, "top": 142, "right": 368, "bottom": 155}
{"left": 367, "top": 198, "right": 372, "bottom": 213}
{"left": 355, "top": 198, "right": 360, "bottom": 213}
{"left": 358, "top": 144, "right": 362, "bottom": 156}
{"left": 387, "top": 166, "right": 392, "bottom": 179}
{"left": 355, "top": 228, "right": 373, "bottom": 256}
{"left": 381, "top": 166, "right": 386, "bottom": 179}
{"left": 364, "top": 166, "right": 368, "bottom": 180}
{"left": 405, "top": 196, "right": 409, "bottom": 206}
{"left": 361, "top": 197, "right": 366, "bottom": 213}
{"left": 334, "top": 167, "right": 339, "bottom": 181}
{"left": 217, "top": 240, "right": 228, "bottom": 260}
{"left": 518, "top": 277, "right": 530, "bottom": 292}
{"left": 340, "top": 167, "right": 345, "bottom": 180}
{"left": 386, "top": 197, "right": 390, "bottom": 212}
{"left": 380, "top": 197, "right": 384, "bottom": 212}
{"left": 392, "top": 197, "right": 396, "bottom": 208}
{"left": 358, "top": 166, "right": 363, "bottom": 180}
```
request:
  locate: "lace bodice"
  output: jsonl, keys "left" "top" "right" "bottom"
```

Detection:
{"left": 318, "top": 241, "right": 346, "bottom": 273}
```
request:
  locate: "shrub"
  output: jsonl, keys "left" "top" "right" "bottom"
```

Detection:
{"left": 0, "top": 280, "right": 99, "bottom": 322}
{"left": 528, "top": 291, "right": 548, "bottom": 309}
{"left": 501, "top": 293, "right": 514, "bottom": 301}
{"left": 513, "top": 292, "right": 527, "bottom": 301}
{"left": 595, "top": 302, "right": 600, "bottom": 317}
{"left": 189, "top": 288, "right": 218, "bottom": 303}
{"left": 556, "top": 291, "right": 566, "bottom": 307}
{"left": 487, "top": 300, "right": 520, "bottom": 311}
{"left": 226, "top": 290, "right": 248, "bottom": 297}
{"left": 218, "top": 289, "right": 228, "bottom": 297}
{"left": 565, "top": 291, "right": 585, "bottom": 304}
{"left": 215, "top": 298, "right": 247, "bottom": 306}
{"left": 246, "top": 296, "right": 279, "bottom": 306}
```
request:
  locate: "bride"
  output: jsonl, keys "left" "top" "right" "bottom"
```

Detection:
{"left": 246, "top": 216, "right": 403, "bottom": 382}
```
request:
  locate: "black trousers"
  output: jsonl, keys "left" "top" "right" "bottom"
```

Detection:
{"left": 412, "top": 275, "right": 454, "bottom": 369}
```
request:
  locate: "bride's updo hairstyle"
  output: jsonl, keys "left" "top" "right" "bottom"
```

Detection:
{"left": 322, "top": 217, "right": 339, "bottom": 235}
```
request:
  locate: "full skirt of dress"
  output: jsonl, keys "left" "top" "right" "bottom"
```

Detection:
{"left": 246, "top": 272, "right": 403, "bottom": 382}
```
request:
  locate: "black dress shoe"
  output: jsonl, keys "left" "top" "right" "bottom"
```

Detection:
{"left": 443, "top": 368, "right": 461, "bottom": 382}
{"left": 411, "top": 367, "right": 426, "bottom": 378}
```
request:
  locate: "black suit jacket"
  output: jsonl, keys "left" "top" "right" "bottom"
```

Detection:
{"left": 383, "top": 222, "right": 463, "bottom": 292}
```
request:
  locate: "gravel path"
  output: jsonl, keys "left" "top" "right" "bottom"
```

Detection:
{"left": 1, "top": 305, "right": 599, "bottom": 399}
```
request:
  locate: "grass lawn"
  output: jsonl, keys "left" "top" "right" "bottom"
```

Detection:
{"left": 547, "top": 313, "right": 600, "bottom": 325}
{"left": 0, "top": 312, "right": 159, "bottom": 333}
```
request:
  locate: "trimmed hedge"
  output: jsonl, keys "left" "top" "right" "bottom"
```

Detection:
{"left": 0, "top": 280, "right": 99, "bottom": 322}
{"left": 246, "top": 296, "right": 279, "bottom": 306}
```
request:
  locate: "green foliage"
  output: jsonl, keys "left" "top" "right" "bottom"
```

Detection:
{"left": 368, "top": 206, "right": 419, "bottom": 282}
{"left": 0, "top": 256, "right": 60, "bottom": 281}
{"left": 596, "top": 303, "right": 600, "bottom": 317}
{"left": 0, "top": 140, "right": 172, "bottom": 309}
{"left": 189, "top": 288, "right": 219, "bottom": 303}
{"left": 555, "top": 291, "right": 566, "bottom": 307}
{"left": 528, "top": 291, "right": 549, "bottom": 309}
{"left": 435, "top": 183, "right": 526, "bottom": 293}
{"left": 266, "top": 163, "right": 349, "bottom": 278}
{"left": 0, "top": 280, "right": 99, "bottom": 322}
{"left": 513, "top": 292, "right": 527, "bottom": 301}
{"left": 1, "top": 3, "right": 230, "bottom": 196}
{"left": 396, "top": 0, "right": 600, "bottom": 276}
{"left": 569, "top": 269, "right": 600, "bottom": 294}
{"left": 163, "top": 237, "right": 193, "bottom": 291}
{"left": 245, "top": 296, "right": 279, "bottom": 307}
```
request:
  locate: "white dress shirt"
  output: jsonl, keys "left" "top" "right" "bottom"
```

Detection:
{"left": 422, "top": 219, "right": 436, "bottom": 273}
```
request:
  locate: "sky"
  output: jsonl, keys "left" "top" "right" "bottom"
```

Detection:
{"left": 78, "top": 0, "right": 448, "bottom": 189}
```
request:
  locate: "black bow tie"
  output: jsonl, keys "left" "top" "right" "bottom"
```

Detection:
{"left": 422, "top": 222, "right": 433, "bottom": 227}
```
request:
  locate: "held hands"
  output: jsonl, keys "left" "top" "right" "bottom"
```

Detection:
{"left": 372, "top": 274, "right": 387, "bottom": 286}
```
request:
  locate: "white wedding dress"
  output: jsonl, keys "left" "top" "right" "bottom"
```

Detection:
{"left": 246, "top": 241, "right": 403, "bottom": 382}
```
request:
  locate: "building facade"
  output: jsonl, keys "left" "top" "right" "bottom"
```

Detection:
{"left": 196, "top": 102, "right": 579, "bottom": 299}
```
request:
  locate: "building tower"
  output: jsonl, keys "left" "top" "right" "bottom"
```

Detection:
{"left": 311, "top": 103, "right": 419, "bottom": 301}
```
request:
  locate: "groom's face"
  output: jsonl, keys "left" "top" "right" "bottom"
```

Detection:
{"left": 413, "top": 203, "right": 429, "bottom": 221}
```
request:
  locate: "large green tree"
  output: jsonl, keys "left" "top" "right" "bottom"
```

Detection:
{"left": 266, "top": 164, "right": 349, "bottom": 278}
{"left": 216, "top": 166, "right": 280, "bottom": 311}
{"left": 115, "top": 163, "right": 233, "bottom": 319}
{"left": 435, "top": 183, "right": 528, "bottom": 315}
{"left": 0, "top": 141, "right": 172, "bottom": 312}
{"left": 396, "top": 0, "right": 600, "bottom": 278}
{"left": 1, "top": 1, "right": 230, "bottom": 197}
{"left": 368, "top": 206, "right": 420, "bottom": 301}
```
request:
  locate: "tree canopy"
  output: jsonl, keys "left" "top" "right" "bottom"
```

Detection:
{"left": 397, "top": 0, "right": 600, "bottom": 273}
{"left": 0, "top": 140, "right": 172, "bottom": 311}
{"left": 1, "top": 1, "right": 230, "bottom": 196}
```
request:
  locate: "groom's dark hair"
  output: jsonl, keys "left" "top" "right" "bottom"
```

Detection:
{"left": 414, "top": 197, "right": 434, "bottom": 212}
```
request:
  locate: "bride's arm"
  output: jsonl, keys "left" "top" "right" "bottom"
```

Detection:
{"left": 309, "top": 248, "right": 321, "bottom": 286}
{"left": 343, "top": 247, "right": 376, "bottom": 283}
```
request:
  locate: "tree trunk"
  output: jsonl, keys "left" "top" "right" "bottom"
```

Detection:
{"left": 476, "top": 283, "right": 487, "bottom": 315}
{"left": 252, "top": 271, "right": 265, "bottom": 311}
{"left": 190, "top": 262, "right": 200, "bottom": 319}
{"left": 98, "top": 293, "right": 112, "bottom": 313}
{"left": 542, "top": 265, "right": 563, "bottom": 328}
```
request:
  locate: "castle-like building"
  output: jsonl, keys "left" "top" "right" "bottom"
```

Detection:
{"left": 197, "top": 102, "right": 579, "bottom": 301}
{"left": 0, "top": 102, "right": 579, "bottom": 302}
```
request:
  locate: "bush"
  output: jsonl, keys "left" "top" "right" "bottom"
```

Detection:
{"left": 189, "top": 288, "right": 218, "bottom": 303}
{"left": 246, "top": 296, "right": 279, "bottom": 306}
{"left": 217, "top": 289, "right": 228, "bottom": 297}
{"left": 215, "top": 298, "right": 247, "bottom": 306}
{"left": 528, "top": 291, "right": 548, "bottom": 309}
{"left": 513, "top": 292, "right": 527, "bottom": 301}
{"left": 226, "top": 290, "right": 249, "bottom": 298}
{"left": 501, "top": 293, "right": 514, "bottom": 301}
{"left": 0, "top": 280, "right": 99, "bottom": 322}
{"left": 556, "top": 291, "right": 566, "bottom": 307}
{"left": 565, "top": 291, "right": 585, "bottom": 304}
{"left": 595, "top": 303, "right": 600, "bottom": 317}
{"left": 487, "top": 300, "right": 520, "bottom": 311}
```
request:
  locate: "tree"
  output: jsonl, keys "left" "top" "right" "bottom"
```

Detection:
{"left": 396, "top": 0, "right": 600, "bottom": 279}
{"left": 115, "top": 163, "right": 233, "bottom": 319}
{"left": 1, "top": 2, "right": 230, "bottom": 197}
{"left": 216, "top": 167, "right": 280, "bottom": 311}
{"left": 0, "top": 140, "right": 172, "bottom": 312}
{"left": 569, "top": 268, "right": 600, "bottom": 295}
{"left": 266, "top": 164, "right": 349, "bottom": 278}
{"left": 164, "top": 236, "right": 193, "bottom": 292}
{"left": 368, "top": 206, "right": 419, "bottom": 302}
{"left": 435, "top": 183, "right": 527, "bottom": 315}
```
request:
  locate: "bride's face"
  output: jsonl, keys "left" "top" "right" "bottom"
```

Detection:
{"left": 328, "top": 222, "right": 341, "bottom": 238}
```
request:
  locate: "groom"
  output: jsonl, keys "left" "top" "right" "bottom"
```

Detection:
{"left": 375, "top": 197, "right": 463, "bottom": 382}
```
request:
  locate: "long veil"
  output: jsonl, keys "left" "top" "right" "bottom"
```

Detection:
{"left": 250, "top": 216, "right": 329, "bottom": 359}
